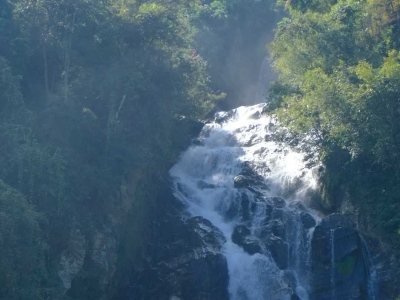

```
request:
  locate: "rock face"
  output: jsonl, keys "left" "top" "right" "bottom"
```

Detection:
{"left": 309, "top": 214, "right": 368, "bottom": 300}
{"left": 232, "top": 225, "right": 262, "bottom": 255}
{"left": 58, "top": 229, "right": 87, "bottom": 292}
{"left": 233, "top": 162, "right": 269, "bottom": 190}
{"left": 109, "top": 188, "right": 229, "bottom": 300}
{"left": 105, "top": 105, "right": 400, "bottom": 300}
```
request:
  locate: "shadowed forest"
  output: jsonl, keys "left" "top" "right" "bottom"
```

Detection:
{"left": 1, "top": 0, "right": 400, "bottom": 299}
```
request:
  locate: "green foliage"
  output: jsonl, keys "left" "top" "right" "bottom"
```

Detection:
{"left": 0, "top": 0, "right": 232, "bottom": 296}
{"left": 269, "top": 0, "right": 400, "bottom": 252}
{"left": 0, "top": 180, "right": 46, "bottom": 300}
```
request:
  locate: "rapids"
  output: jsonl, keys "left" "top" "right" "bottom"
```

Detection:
{"left": 170, "top": 104, "right": 320, "bottom": 300}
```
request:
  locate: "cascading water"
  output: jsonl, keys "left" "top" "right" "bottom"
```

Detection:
{"left": 360, "top": 236, "right": 378, "bottom": 300}
{"left": 170, "top": 104, "right": 320, "bottom": 300}
{"left": 330, "top": 229, "right": 336, "bottom": 300}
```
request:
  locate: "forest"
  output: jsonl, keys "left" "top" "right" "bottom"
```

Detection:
{"left": 2, "top": 0, "right": 400, "bottom": 298}
{"left": 0, "top": 0, "right": 277, "bottom": 298}
{"left": 269, "top": 0, "right": 400, "bottom": 252}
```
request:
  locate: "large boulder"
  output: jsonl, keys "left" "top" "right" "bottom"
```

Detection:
{"left": 232, "top": 225, "right": 262, "bottom": 255}
{"left": 233, "top": 162, "right": 268, "bottom": 190}
{"left": 197, "top": 180, "right": 216, "bottom": 189}
{"left": 110, "top": 189, "right": 230, "bottom": 300}
{"left": 234, "top": 175, "right": 251, "bottom": 188}
{"left": 270, "top": 197, "right": 286, "bottom": 208}
{"left": 300, "top": 212, "right": 316, "bottom": 230}
{"left": 309, "top": 214, "right": 367, "bottom": 300}
{"left": 264, "top": 234, "right": 289, "bottom": 269}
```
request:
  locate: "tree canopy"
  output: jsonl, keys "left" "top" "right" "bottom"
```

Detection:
{"left": 269, "top": 0, "right": 400, "bottom": 250}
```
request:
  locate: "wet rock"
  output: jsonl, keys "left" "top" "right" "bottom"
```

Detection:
{"left": 58, "top": 229, "right": 87, "bottom": 293}
{"left": 179, "top": 254, "right": 229, "bottom": 300}
{"left": 91, "top": 229, "right": 118, "bottom": 286}
{"left": 225, "top": 203, "right": 239, "bottom": 221}
{"left": 232, "top": 225, "right": 262, "bottom": 255}
{"left": 270, "top": 197, "right": 286, "bottom": 208}
{"left": 235, "top": 163, "right": 268, "bottom": 190}
{"left": 114, "top": 189, "right": 230, "bottom": 300}
{"left": 269, "top": 220, "right": 286, "bottom": 240}
{"left": 292, "top": 201, "right": 307, "bottom": 211}
{"left": 215, "top": 111, "right": 232, "bottom": 123}
{"left": 320, "top": 213, "right": 357, "bottom": 230}
{"left": 240, "top": 193, "right": 251, "bottom": 221}
{"left": 234, "top": 175, "right": 251, "bottom": 188}
{"left": 283, "top": 270, "right": 297, "bottom": 290}
{"left": 264, "top": 235, "right": 289, "bottom": 269}
{"left": 232, "top": 225, "right": 251, "bottom": 241}
{"left": 271, "top": 208, "right": 285, "bottom": 222}
{"left": 333, "top": 228, "right": 359, "bottom": 261}
{"left": 247, "top": 186, "right": 267, "bottom": 196}
{"left": 192, "top": 138, "right": 203, "bottom": 146}
{"left": 187, "top": 217, "right": 226, "bottom": 252}
{"left": 242, "top": 237, "right": 262, "bottom": 255}
{"left": 265, "top": 204, "right": 273, "bottom": 220}
{"left": 241, "top": 162, "right": 257, "bottom": 176}
{"left": 309, "top": 215, "right": 367, "bottom": 300}
{"left": 249, "top": 111, "right": 261, "bottom": 120}
{"left": 300, "top": 212, "right": 316, "bottom": 229}
{"left": 311, "top": 165, "right": 325, "bottom": 181}
{"left": 197, "top": 180, "right": 216, "bottom": 189}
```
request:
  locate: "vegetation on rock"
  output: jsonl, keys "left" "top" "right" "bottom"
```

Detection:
{"left": 0, "top": 0, "right": 278, "bottom": 297}
{"left": 269, "top": 0, "right": 400, "bottom": 252}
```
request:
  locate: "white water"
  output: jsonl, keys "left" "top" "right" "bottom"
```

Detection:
{"left": 330, "top": 229, "right": 336, "bottom": 300}
{"left": 170, "top": 104, "right": 319, "bottom": 300}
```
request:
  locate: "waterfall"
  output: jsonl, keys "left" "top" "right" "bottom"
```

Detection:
{"left": 360, "top": 236, "right": 377, "bottom": 300}
{"left": 170, "top": 104, "right": 319, "bottom": 300}
{"left": 330, "top": 229, "right": 336, "bottom": 300}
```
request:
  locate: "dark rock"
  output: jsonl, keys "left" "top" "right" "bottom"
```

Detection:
{"left": 234, "top": 175, "right": 251, "bottom": 188}
{"left": 271, "top": 208, "right": 284, "bottom": 222}
{"left": 283, "top": 270, "right": 297, "bottom": 289}
{"left": 192, "top": 138, "right": 203, "bottom": 146}
{"left": 292, "top": 201, "right": 307, "bottom": 211}
{"left": 241, "top": 236, "right": 262, "bottom": 255}
{"left": 309, "top": 218, "right": 368, "bottom": 300}
{"left": 291, "top": 294, "right": 301, "bottom": 300}
{"left": 187, "top": 217, "right": 227, "bottom": 250}
{"left": 197, "top": 180, "right": 216, "bottom": 189}
{"left": 300, "top": 212, "right": 316, "bottom": 229}
{"left": 215, "top": 111, "right": 232, "bottom": 123}
{"left": 241, "top": 162, "right": 257, "bottom": 176}
{"left": 249, "top": 111, "right": 261, "bottom": 120}
{"left": 232, "top": 225, "right": 262, "bottom": 255}
{"left": 110, "top": 188, "right": 230, "bottom": 300}
{"left": 225, "top": 202, "right": 239, "bottom": 222}
{"left": 265, "top": 204, "right": 273, "bottom": 219}
{"left": 269, "top": 220, "right": 286, "bottom": 240}
{"left": 235, "top": 163, "right": 268, "bottom": 190}
{"left": 332, "top": 227, "right": 359, "bottom": 261}
{"left": 232, "top": 225, "right": 251, "bottom": 242}
{"left": 180, "top": 254, "right": 229, "bottom": 300}
{"left": 247, "top": 187, "right": 267, "bottom": 196}
{"left": 243, "top": 134, "right": 259, "bottom": 147}
{"left": 240, "top": 193, "right": 251, "bottom": 221}
{"left": 263, "top": 234, "right": 289, "bottom": 269}
{"left": 320, "top": 213, "right": 357, "bottom": 230}
{"left": 270, "top": 197, "right": 286, "bottom": 208}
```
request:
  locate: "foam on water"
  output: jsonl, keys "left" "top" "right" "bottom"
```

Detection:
{"left": 170, "top": 104, "right": 319, "bottom": 300}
